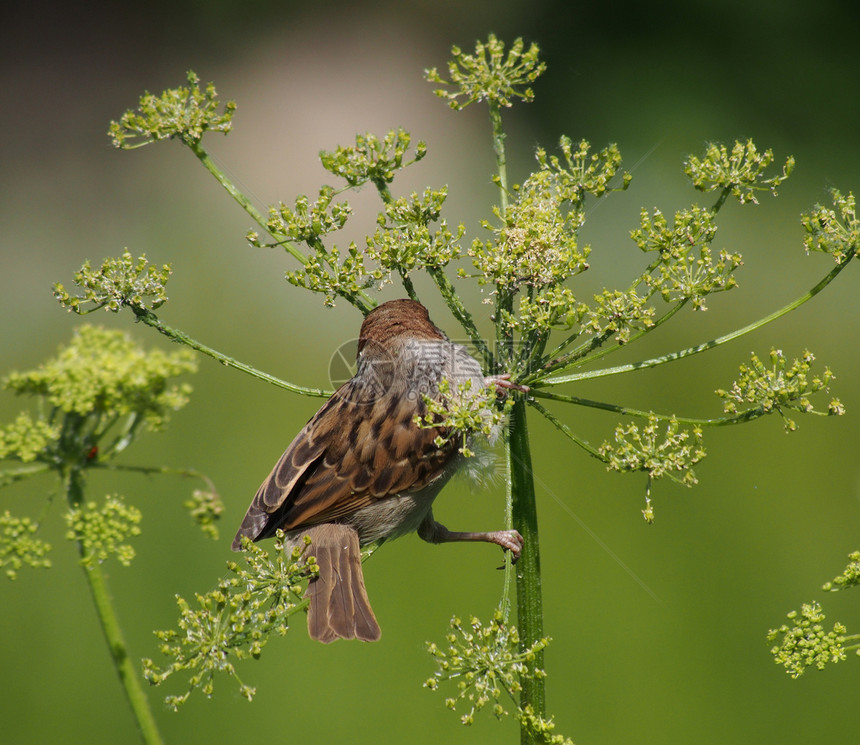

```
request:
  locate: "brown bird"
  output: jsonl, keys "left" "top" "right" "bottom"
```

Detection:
{"left": 232, "top": 299, "right": 523, "bottom": 643}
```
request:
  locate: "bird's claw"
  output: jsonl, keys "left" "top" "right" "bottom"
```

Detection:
{"left": 494, "top": 529, "right": 524, "bottom": 569}
{"left": 485, "top": 374, "right": 530, "bottom": 396}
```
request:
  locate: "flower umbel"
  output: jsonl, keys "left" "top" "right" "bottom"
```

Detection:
{"left": 184, "top": 488, "right": 224, "bottom": 541}
{"left": 684, "top": 139, "right": 794, "bottom": 206}
{"left": 504, "top": 286, "right": 588, "bottom": 336}
{"left": 367, "top": 187, "right": 465, "bottom": 273}
{"left": 0, "top": 512, "right": 52, "bottom": 580}
{"left": 109, "top": 70, "right": 235, "bottom": 148}
{"left": 583, "top": 288, "right": 656, "bottom": 344}
{"left": 5, "top": 325, "right": 196, "bottom": 432}
{"left": 768, "top": 551, "right": 860, "bottom": 680}
{"left": 801, "top": 189, "right": 859, "bottom": 264}
{"left": 264, "top": 187, "right": 352, "bottom": 248}
{"left": 425, "top": 611, "right": 549, "bottom": 725}
{"left": 715, "top": 349, "right": 842, "bottom": 432}
{"left": 0, "top": 413, "right": 59, "bottom": 464}
{"left": 142, "top": 531, "right": 314, "bottom": 709}
{"left": 767, "top": 602, "right": 847, "bottom": 678}
{"left": 599, "top": 415, "right": 705, "bottom": 521}
{"left": 53, "top": 251, "right": 172, "bottom": 314}
{"left": 471, "top": 169, "right": 591, "bottom": 292}
{"left": 822, "top": 550, "right": 860, "bottom": 593}
{"left": 320, "top": 128, "right": 427, "bottom": 190}
{"left": 65, "top": 495, "right": 142, "bottom": 567}
{"left": 536, "top": 136, "right": 630, "bottom": 203}
{"left": 599, "top": 416, "right": 705, "bottom": 483}
{"left": 415, "top": 378, "right": 509, "bottom": 457}
{"left": 631, "top": 206, "right": 742, "bottom": 311}
{"left": 426, "top": 35, "right": 546, "bottom": 110}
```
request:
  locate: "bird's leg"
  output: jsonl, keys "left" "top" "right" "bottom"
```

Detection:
{"left": 418, "top": 511, "right": 523, "bottom": 561}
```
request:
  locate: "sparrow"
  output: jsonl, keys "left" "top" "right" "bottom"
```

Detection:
{"left": 232, "top": 299, "right": 523, "bottom": 643}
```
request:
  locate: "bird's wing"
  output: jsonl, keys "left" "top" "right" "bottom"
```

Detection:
{"left": 231, "top": 380, "right": 452, "bottom": 550}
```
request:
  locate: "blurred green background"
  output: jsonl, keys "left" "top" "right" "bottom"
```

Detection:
{"left": 2, "top": 1, "right": 859, "bottom": 743}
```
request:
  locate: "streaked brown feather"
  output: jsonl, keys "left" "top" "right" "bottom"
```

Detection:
{"left": 232, "top": 363, "right": 455, "bottom": 550}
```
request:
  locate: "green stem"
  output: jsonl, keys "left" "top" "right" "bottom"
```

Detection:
{"left": 526, "top": 328, "right": 614, "bottom": 386}
{"left": 96, "top": 462, "right": 215, "bottom": 487}
{"left": 711, "top": 186, "right": 732, "bottom": 214}
{"left": 65, "top": 469, "right": 165, "bottom": 745}
{"left": 375, "top": 182, "right": 419, "bottom": 304}
{"left": 399, "top": 269, "right": 419, "bottom": 302}
{"left": 374, "top": 182, "right": 394, "bottom": 203}
{"left": 529, "top": 255, "right": 666, "bottom": 376}
{"left": 508, "top": 397, "right": 545, "bottom": 743}
{"left": 0, "top": 462, "right": 51, "bottom": 485}
{"left": 187, "top": 140, "right": 375, "bottom": 312}
{"left": 528, "top": 398, "right": 605, "bottom": 461}
{"left": 543, "top": 251, "right": 856, "bottom": 386}
{"left": 487, "top": 94, "right": 544, "bottom": 743}
{"left": 131, "top": 307, "right": 331, "bottom": 397}
{"left": 186, "top": 141, "right": 271, "bottom": 237}
{"left": 529, "top": 388, "right": 767, "bottom": 427}
{"left": 539, "top": 328, "right": 584, "bottom": 368}
{"left": 84, "top": 562, "right": 165, "bottom": 745}
{"left": 427, "top": 268, "right": 494, "bottom": 369}
{"left": 488, "top": 99, "right": 514, "bottom": 378}
{"left": 527, "top": 300, "right": 688, "bottom": 385}
{"left": 490, "top": 102, "right": 509, "bottom": 216}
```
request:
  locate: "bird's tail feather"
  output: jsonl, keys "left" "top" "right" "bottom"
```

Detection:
{"left": 304, "top": 523, "right": 381, "bottom": 643}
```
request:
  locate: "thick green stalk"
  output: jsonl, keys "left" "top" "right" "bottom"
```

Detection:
{"left": 508, "top": 397, "right": 545, "bottom": 743}
{"left": 486, "top": 95, "right": 545, "bottom": 742}
{"left": 65, "top": 469, "right": 165, "bottom": 745}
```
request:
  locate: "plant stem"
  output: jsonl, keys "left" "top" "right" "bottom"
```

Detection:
{"left": 187, "top": 139, "right": 375, "bottom": 312}
{"left": 84, "top": 561, "right": 165, "bottom": 745}
{"left": 0, "top": 462, "right": 51, "bottom": 485}
{"left": 711, "top": 186, "right": 732, "bottom": 214}
{"left": 65, "top": 468, "right": 165, "bottom": 745}
{"left": 399, "top": 269, "right": 419, "bottom": 302}
{"left": 490, "top": 103, "right": 510, "bottom": 216}
{"left": 508, "top": 397, "right": 545, "bottom": 744}
{"left": 131, "top": 306, "right": 331, "bottom": 398}
{"left": 527, "top": 398, "right": 605, "bottom": 461}
{"left": 488, "top": 99, "right": 515, "bottom": 378}
{"left": 426, "top": 267, "right": 494, "bottom": 369}
{"left": 486, "top": 93, "right": 545, "bottom": 743}
{"left": 529, "top": 388, "right": 767, "bottom": 427}
{"left": 186, "top": 141, "right": 272, "bottom": 237}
